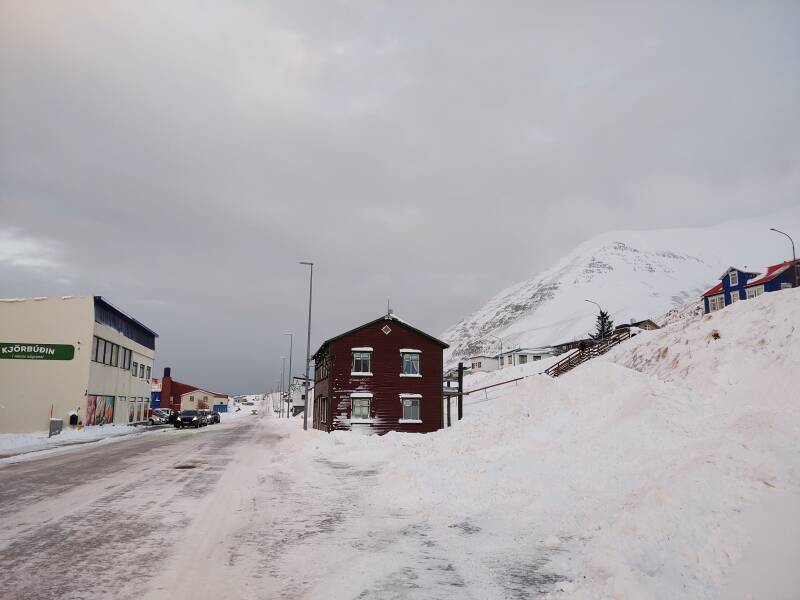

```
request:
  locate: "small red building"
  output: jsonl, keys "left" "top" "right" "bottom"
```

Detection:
{"left": 312, "top": 312, "right": 448, "bottom": 434}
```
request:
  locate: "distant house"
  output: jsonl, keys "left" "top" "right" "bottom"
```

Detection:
{"left": 467, "top": 354, "right": 499, "bottom": 373}
{"left": 312, "top": 312, "right": 448, "bottom": 434}
{"left": 615, "top": 319, "right": 660, "bottom": 332}
{"left": 498, "top": 347, "right": 557, "bottom": 368}
{"left": 703, "top": 261, "right": 797, "bottom": 314}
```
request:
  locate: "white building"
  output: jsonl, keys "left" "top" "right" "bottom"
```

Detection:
{"left": 0, "top": 296, "right": 157, "bottom": 434}
{"left": 467, "top": 354, "right": 500, "bottom": 373}
{"left": 498, "top": 347, "right": 557, "bottom": 368}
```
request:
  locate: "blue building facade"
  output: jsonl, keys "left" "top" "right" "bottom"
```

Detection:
{"left": 703, "top": 261, "right": 798, "bottom": 314}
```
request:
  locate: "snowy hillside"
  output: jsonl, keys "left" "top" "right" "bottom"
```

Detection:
{"left": 288, "top": 288, "right": 800, "bottom": 598}
{"left": 443, "top": 205, "right": 800, "bottom": 365}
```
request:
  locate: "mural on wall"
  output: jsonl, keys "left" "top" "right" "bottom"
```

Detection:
{"left": 86, "top": 395, "right": 114, "bottom": 425}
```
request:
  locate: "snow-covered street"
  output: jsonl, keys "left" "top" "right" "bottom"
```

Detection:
{"left": 3, "top": 292, "right": 800, "bottom": 599}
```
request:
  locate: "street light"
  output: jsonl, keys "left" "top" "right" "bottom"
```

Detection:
{"left": 769, "top": 228, "right": 798, "bottom": 288}
{"left": 300, "top": 261, "right": 314, "bottom": 431}
{"left": 585, "top": 299, "right": 606, "bottom": 339}
{"left": 284, "top": 333, "right": 293, "bottom": 419}
{"left": 280, "top": 357, "right": 286, "bottom": 418}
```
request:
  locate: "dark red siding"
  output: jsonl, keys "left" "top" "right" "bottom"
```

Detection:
{"left": 314, "top": 317, "right": 444, "bottom": 434}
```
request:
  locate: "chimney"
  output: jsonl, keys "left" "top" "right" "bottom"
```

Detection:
{"left": 164, "top": 367, "right": 171, "bottom": 378}
{"left": 161, "top": 367, "right": 173, "bottom": 410}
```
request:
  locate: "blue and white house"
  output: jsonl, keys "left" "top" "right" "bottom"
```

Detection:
{"left": 702, "top": 260, "right": 798, "bottom": 314}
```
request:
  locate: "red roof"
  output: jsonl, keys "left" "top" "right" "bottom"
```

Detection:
{"left": 746, "top": 260, "right": 798, "bottom": 287}
{"left": 702, "top": 281, "right": 724, "bottom": 297}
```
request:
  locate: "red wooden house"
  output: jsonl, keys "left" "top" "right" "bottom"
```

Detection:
{"left": 312, "top": 312, "right": 448, "bottom": 434}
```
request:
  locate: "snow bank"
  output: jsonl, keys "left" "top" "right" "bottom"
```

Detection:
{"left": 0, "top": 423, "right": 150, "bottom": 459}
{"left": 283, "top": 288, "right": 800, "bottom": 598}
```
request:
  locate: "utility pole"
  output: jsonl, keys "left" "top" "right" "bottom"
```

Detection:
{"left": 457, "top": 362, "right": 464, "bottom": 421}
{"left": 300, "top": 261, "right": 314, "bottom": 431}
{"left": 280, "top": 357, "right": 286, "bottom": 418}
{"left": 770, "top": 228, "right": 798, "bottom": 288}
{"left": 285, "top": 333, "right": 293, "bottom": 418}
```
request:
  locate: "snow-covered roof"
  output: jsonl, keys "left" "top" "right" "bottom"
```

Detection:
{"left": 745, "top": 260, "right": 797, "bottom": 287}
{"left": 717, "top": 266, "right": 760, "bottom": 279}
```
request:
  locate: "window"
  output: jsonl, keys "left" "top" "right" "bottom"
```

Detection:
{"left": 96, "top": 338, "right": 106, "bottom": 363}
{"left": 132, "top": 361, "right": 138, "bottom": 376}
{"left": 121, "top": 348, "right": 131, "bottom": 370}
{"left": 351, "top": 350, "right": 372, "bottom": 375}
{"left": 352, "top": 397, "right": 370, "bottom": 420}
{"left": 708, "top": 294, "right": 725, "bottom": 312}
{"left": 139, "top": 364, "right": 145, "bottom": 378}
{"left": 104, "top": 341, "right": 113, "bottom": 365}
{"left": 401, "top": 351, "right": 420, "bottom": 376}
{"left": 92, "top": 337, "right": 98, "bottom": 362}
{"left": 729, "top": 290, "right": 739, "bottom": 303}
{"left": 499, "top": 357, "right": 504, "bottom": 367}
{"left": 781, "top": 282, "right": 793, "bottom": 290}
{"left": 146, "top": 366, "right": 151, "bottom": 381}
{"left": 746, "top": 285, "right": 765, "bottom": 299}
{"left": 111, "top": 344, "right": 119, "bottom": 367}
{"left": 729, "top": 270, "right": 738, "bottom": 286}
{"left": 477, "top": 361, "right": 482, "bottom": 368}
{"left": 400, "top": 394, "right": 421, "bottom": 422}
{"left": 519, "top": 355, "right": 528, "bottom": 364}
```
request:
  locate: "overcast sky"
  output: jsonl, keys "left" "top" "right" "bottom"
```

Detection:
{"left": 1, "top": 1, "right": 799, "bottom": 394}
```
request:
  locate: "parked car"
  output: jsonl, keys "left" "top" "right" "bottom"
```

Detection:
{"left": 206, "top": 410, "right": 220, "bottom": 424}
{"left": 153, "top": 408, "right": 177, "bottom": 424}
{"left": 175, "top": 410, "right": 203, "bottom": 429}
{"left": 147, "top": 413, "right": 166, "bottom": 425}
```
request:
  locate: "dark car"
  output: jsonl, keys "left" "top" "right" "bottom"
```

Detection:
{"left": 175, "top": 410, "right": 202, "bottom": 429}
{"left": 206, "top": 410, "right": 220, "bottom": 424}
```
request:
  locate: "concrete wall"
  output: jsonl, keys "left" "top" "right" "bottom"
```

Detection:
{"left": 89, "top": 321, "right": 154, "bottom": 425}
{"left": 0, "top": 296, "right": 94, "bottom": 434}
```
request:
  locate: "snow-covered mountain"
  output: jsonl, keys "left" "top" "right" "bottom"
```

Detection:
{"left": 443, "top": 205, "right": 800, "bottom": 364}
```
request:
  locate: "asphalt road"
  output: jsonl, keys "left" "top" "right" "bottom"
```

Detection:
{"left": 0, "top": 417, "right": 266, "bottom": 600}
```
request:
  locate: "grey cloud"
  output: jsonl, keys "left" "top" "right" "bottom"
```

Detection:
{"left": 1, "top": 1, "right": 799, "bottom": 393}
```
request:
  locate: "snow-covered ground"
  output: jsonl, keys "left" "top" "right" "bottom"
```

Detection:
{"left": 0, "top": 402, "right": 255, "bottom": 461}
{"left": 276, "top": 287, "right": 800, "bottom": 598}
{"left": 3, "top": 293, "right": 798, "bottom": 599}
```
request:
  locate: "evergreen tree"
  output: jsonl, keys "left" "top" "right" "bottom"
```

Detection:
{"left": 589, "top": 309, "right": 614, "bottom": 340}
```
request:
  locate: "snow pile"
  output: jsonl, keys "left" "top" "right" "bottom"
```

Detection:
{"left": 289, "top": 288, "right": 800, "bottom": 598}
{"left": 0, "top": 423, "right": 150, "bottom": 459}
{"left": 443, "top": 205, "right": 800, "bottom": 366}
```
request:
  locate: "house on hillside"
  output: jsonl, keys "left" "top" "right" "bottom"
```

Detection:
{"left": 615, "top": 319, "right": 660, "bottom": 332}
{"left": 467, "top": 353, "right": 499, "bottom": 373}
{"left": 312, "top": 311, "right": 448, "bottom": 434}
{"left": 703, "top": 261, "right": 798, "bottom": 314}
{"left": 498, "top": 347, "right": 557, "bottom": 368}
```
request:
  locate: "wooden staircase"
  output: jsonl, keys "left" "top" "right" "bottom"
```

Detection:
{"left": 544, "top": 329, "right": 632, "bottom": 378}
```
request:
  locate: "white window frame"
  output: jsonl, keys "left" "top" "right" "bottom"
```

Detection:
{"left": 400, "top": 350, "right": 421, "bottom": 377}
{"left": 399, "top": 393, "right": 422, "bottom": 423}
{"left": 708, "top": 294, "right": 725, "bottom": 312}
{"left": 729, "top": 270, "right": 738, "bottom": 287}
{"left": 351, "top": 350, "right": 373, "bottom": 376}
{"left": 350, "top": 392, "right": 373, "bottom": 423}
{"left": 729, "top": 289, "right": 739, "bottom": 303}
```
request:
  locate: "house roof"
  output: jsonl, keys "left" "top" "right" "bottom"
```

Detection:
{"left": 313, "top": 313, "right": 449, "bottom": 359}
{"left": 746, "top": 259, "right": 798, "bottom": 287}
{"left": 702, "top": 281, "right": 724, "bottom": 297}
{"left": 717, "top": 266, "right": 760, "bottom": 280}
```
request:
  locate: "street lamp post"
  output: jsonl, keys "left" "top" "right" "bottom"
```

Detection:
{"left": 585, "top": 299, "right": 605, "bottom": 339}
{"left": 770, "top": 228, "right": 798, "bottom": 288}
{"left": 284, "top": 333, "right": 293, "bottom": 419}
{"left": 280, "top": 357, "right": 286, "bottom": 418}
{"left": 300, "top": 261, "right": 314, "bottom": 431}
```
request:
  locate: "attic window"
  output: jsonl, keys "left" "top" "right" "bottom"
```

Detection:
{"left": 729, "top": 271, "right": 738, "bottom": 286}
{"left": 382, "top": 325, "right": 392, "bottom": 335}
